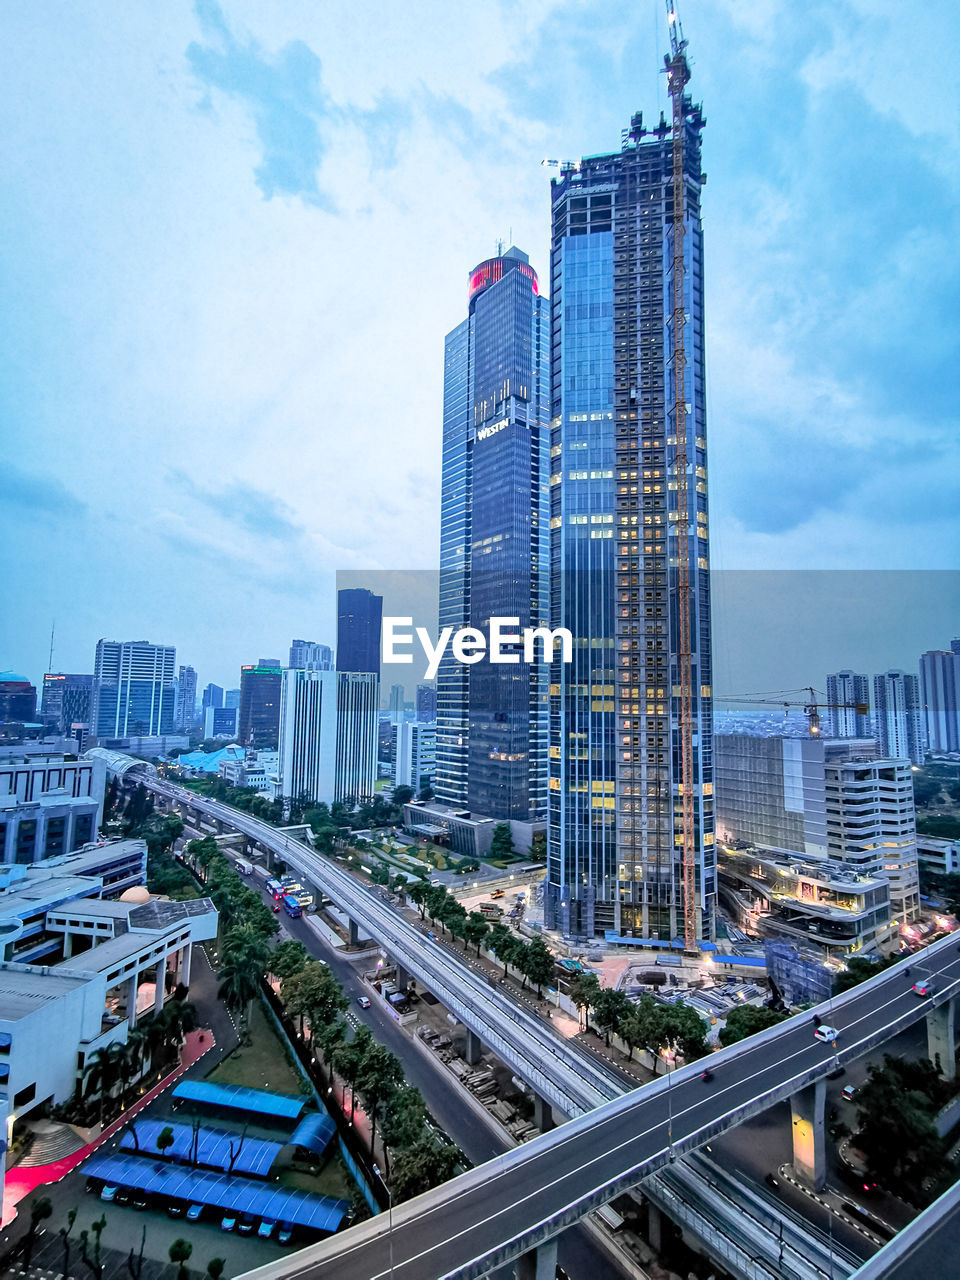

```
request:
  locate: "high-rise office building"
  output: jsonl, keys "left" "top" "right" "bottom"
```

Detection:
{"left": 40, "top": 674, "right": 93, "bottom": 734}
{"left": 416, "top": 683, "right": 437, "bottom": 723}
{"left": 289, "top": 640, "right": 333, "bottom": 671}
{"left": 90, "top": 641, "right": 176, "bottom": 740}
{"left": 920, "top": 648, "right": 960, "bottom": 754}
{"left": 435, "top": 247, "right": 550, "bottom": 822}
{"left": 278, "top": 669, "right": 377, "bottom": 805}
{"left": 175, "top": 666, "right": 198, "bottom": 730}
{"left": 715, "top": 735, "right": 827, "bottom": 859}
{"left": 336, "top": 589, "right": 382, "bottom": 677}
{"left": 224, "top": 688, "right": 241, "bottom": 709}
{"left": 825, "top": 670, "right": 871, "bottom": 739}
{"left": 201, "top": 683, "right": 224, "bottom": 711}
{"left": 873, "top": 670, "right": 924, "bottom": 765}
{"left": 238, "top": 660, "right": 283, "bottom": 749}
{"left": 391, "top": 720, "right": 436, "bottom": 791}
{"left": 388, "top": 683, "right": 405, "bottom": 725}
{"left": 545, "top": 89, "right": 713, "bottom": 942}
{"left": 0, "top": 674, "right": 38, "bottom": 725}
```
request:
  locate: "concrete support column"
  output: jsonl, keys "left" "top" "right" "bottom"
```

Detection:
{"left": 532, "top": 1092, "right": 555, "bottom": 1134}
{"left": 348, "top": 918, "right": 359, "bottom": 947}
{"left": 127, "top": 975, "right": 139, "bottom": 1027}
{"left": 62, "top": 931, "right": 74, "bottom": 960}
{"left": 514, "top": 1238, "right": 558, "bottom": 1280}
{"left": 791, "top": 1078, "right": 826, "bottom": 1189}
{"left": 927, "top": 998, "right": 958, "bottom": 1080}
{"left": 394, "top": 965, "right": 410, "bottom": 993}
{"left": 464, "top": 1028, "right": 482, "bottom": 1066}
{"left": 154, "top": 961, "right": 166, "bottom": 1013}
{"left": 179, "top": 943, "right": 193, "bottom": 988}
{"left": 647, "top": 1201, "right": 662, "bottom": 1253}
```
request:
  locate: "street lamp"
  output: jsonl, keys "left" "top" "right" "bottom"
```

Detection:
{"left": 373, "top": 1164, "right": 394, "bottom": 1279}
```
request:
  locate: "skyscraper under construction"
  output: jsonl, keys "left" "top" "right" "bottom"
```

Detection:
{"left": 546, "top": 36, "right": 714, "bottom": 943}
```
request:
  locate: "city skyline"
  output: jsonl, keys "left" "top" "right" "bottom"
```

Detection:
{"left": 3, "top": 2, "right": 959, "bottom": 687}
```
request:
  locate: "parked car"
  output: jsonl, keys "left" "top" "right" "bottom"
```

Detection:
{"left": 913, "top": 978, "right": 936, "bottom": 997}
{"left": 238, "top": 1214, "right": 256, "bottom": 1235}
{"left": 131, "top": 1193, "right": 149, "bottom": 1211}
{"left": 258, "top": 1219, "right": 277, "bottom": 1239}
{"left": 277, "top": 1223, "right": 295, "bottom": 1246}
{"left": 220, "top": 1215, "right": 237, "bottom": 1232}
{"left": 100, "top": 1185, "right": 118, "bottom": 1203}
{"left": 814, "top": 1024, "right": 839, "bottom": 1043}
{"left": 166, "top": 1202, "right": 185, "bottom": 1218}
{"left": 186, "top": 1204, "right": 204, "bottom": 1222}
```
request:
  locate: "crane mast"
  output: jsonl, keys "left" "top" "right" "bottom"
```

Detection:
{"left": 664, "top": 3, "right": 697, "bottom": 951}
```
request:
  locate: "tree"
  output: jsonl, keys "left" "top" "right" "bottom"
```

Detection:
{"left": 335, "top": 1024, "right": 372, "bottom": 1122}
{"left": 371, "top": 863, "right": 391, "bottom": 887}
{"left": 408, "top": 879, "right": 430, "bottom": 920}
{"left": 592, "top": 988, "right": 631, "bottom": 1046}
{"left": 22, "top": 1196, "right": 52, "bottom": 1268}
{"left": 270, "top": 939, "right": 308, "bottom": 982}
{"left": 79, "top": 1215, "right": 107, "bottom": 1280}
{"left": 441, "top": 899, "right": 467, "bottom": 943}
{"left": 169, "top": 1238, "right": 193, "bottom": 1280}
{"left": 156, "top": 1124, "right": 176, "bottom": 1158}
{"left": 463, "top": 912, "right": 490, "bottom": 957}
{"left": 217, "top": 952, "right": 262, "bottom": 1039}
{"left": 282, "top": 961, "right": 349, "bottom": 1058}
{"left": 569, "top": 973, "right": 601, "bottom": 1030}
{"left": 619, "top": 1007, "right": 649, "bottom": 1061}
{"left": 522, "top": 936, "right": 555, "bottom": 997}
{"left": 207, "top": 1260, "right": 226, "bottom": 1280}
{"left": 127, "top": 1224, "right": 147, "bottom": 1280}
{"left": 835, "top": 953, "right": 901, "bottom": 994}
{"left": 487, "top": 923, "right": 514, "bottom": 976}
{"left": 854, "top": 1054, "right": 953, "bottom": 1205}
{"left": 380, "top": 1085, "right": 429, "bottom": 1174}
{"left": 490, "top": 823, "right": 515, "bottom": 861}
{"left": 664, "top": 1000, "right": 708, "bottom": 1062}
{"left": 719, "top": 1004, "right": 788, "bottom": 1047}
{"left": 393, "top": 785, "right": 415, "bottom": 807}
{"left": 83, "top": 1042, "right": 127, "bottom": 1125}
{"left": 59, "top": 1207, "right": 78, "bottom": 1280}
{"left": 392, "top": 1137, "right": 463, "bottom": 1202}
{"left": 356, "top": 1042, "right": 404, "bottom": 1155}
{"left": 425, "top": 885, "right": 448, "bottom": 925}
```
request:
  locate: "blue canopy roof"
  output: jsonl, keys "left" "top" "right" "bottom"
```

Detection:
{"left": 120, "top": 1119, "right": 282, "bottom": 1177}
{"left": 288, "top": 1111, "right": 336, "bottom": 1156}
{"left": 84, "top": 1153, "right": 348, "bottom": 1235}
{"left": 171, "top": 1080, "right": 307, "bottom": 1122}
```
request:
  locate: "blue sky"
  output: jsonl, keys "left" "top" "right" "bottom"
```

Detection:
{"left": 2, "top": 0, "right": 958, "bottom": 691}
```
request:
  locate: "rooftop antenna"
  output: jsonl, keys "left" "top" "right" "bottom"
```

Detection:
{"left": 48, "top": 620, "right": 55, "bottom": 673}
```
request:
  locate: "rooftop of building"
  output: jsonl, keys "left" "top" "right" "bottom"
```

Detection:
{"left": 0, "top": 966, "right": 90, "bottom": 1020}
{"left": 0, "top": 673, "right": 32, "bottom": 685}
{"left": 403, "top": 800, "right": 496, "bottom": 826}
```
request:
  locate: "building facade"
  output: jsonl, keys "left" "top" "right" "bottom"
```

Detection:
{"left": 201, "top": 683, "right": 224, "bottom": 711}
{"left": 289, "top": 640, "right": 333, "bottom": 671}
{"left": 825, "top": 670, "right": 872, "bottom": 739}
{"left": 175, "top": 666, "right": 198, "bottom": 730}
{"left": 416, "top": 684, "right": 437, "bottom": 723}
{"left": 238, "top": 660, "right": 283, "bottom": 749}
{"left": 920, "top": 648, "right": 960, "bottom": 755}
{"left": 334, "top": 673, "right": 378, "bottom": 804}
{"left": 873, "top": 670, "right": 924, "bottom": 764}
{"left": 0, "top": 753, "right": 106, "bottom": 864}
{"left": 203, "top": 706, "right": 238, "bottom": 739}
{"left": 41, "top": 674, "right": 93, "bottom": 735}
{"left": 0, "top": 674, "right": 38, "bottom": 726}
{"left": 715, "top": 734, "right": 827, "bottom": 859}
{"left": 336, "top": 589, "right": 382, "bottom": 677}
{"left": 90, "top": 642, "right": 176, "bottom": 741}
{"left": 545, "top": 100, "right": 713, "bottom": 942}
{"left": 391, "top": 720, "right": 436, "bottom": 791}
{"left": 278, "top": 670, "right": 377, "bottom": 806}
{"left": 435, "top": 247, "right": 550, "bottom": 824}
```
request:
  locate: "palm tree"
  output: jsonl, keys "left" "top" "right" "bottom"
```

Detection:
{"left": 218, "top": 955, "right": 261, "bottom": 1039}
{"left": 83, "top": 1042, "right": 126, "bottom": 1126}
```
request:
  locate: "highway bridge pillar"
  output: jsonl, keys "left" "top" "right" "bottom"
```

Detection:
{"left": 395, "top": 964, "right": 410, "bottom": 993}
{"left": 790, "top": 1078, "right": 826, "bottom": 1189}
{"left": 348, "top": 917, "right": 360, "bottom": 947}
{"left": 646, "top": 1202, "right": 662, "bottom": 1253}
{"left": 514, "top": 1238, "right": 558, "bottom": 1280}
{"left": 532, "top": 1092, "right": 555, "bottom": 1133}
{"left": 464, "top": 1028, "right": 482, "bottom": 1066}
{"left": 927, "top": 997, "right": 958, "bottom": 1080}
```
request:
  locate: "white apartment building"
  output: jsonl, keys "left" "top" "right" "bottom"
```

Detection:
{"left": 391, "top": 721, "right": 436, "bottom": 791}
{"left": 917, "top": 835, "right": 960, "bottom": 878}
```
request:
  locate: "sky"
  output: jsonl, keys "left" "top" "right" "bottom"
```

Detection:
{"left": 2, "top": 0, "right": 958, "bottom": 694}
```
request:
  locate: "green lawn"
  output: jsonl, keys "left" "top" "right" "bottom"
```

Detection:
{"left": 208, "top": 999, "right": 305, "bottom": 1095}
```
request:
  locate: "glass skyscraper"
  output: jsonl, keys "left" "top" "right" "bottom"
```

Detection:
{"left": 91, "top": 640, "right": 176, "bottom": 740}
{"left": 546, "top": 102, "right": 715, "bottom": 942}
{"left": 336, "top": 589, "right": 382, "bottom": 678}
{"left": 435, "top": 247, "right": 550, "bottom": 820}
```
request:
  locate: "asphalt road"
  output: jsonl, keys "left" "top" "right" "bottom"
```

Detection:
{"left": 236, "top": 934, "right": 960, "bottom": 1280}
{"left": 264, "top": 885, "right": 633, "bottom": 1280}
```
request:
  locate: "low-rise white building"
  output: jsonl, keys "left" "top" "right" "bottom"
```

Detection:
{"left": 917, "top": 835, "right": 960, "bottom": 878}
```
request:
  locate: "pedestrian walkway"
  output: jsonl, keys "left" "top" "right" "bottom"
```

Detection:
{"left": 1, "top": 1029, "right": 215, "bottom": 1228}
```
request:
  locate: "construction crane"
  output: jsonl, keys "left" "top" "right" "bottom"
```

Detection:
{"left": 664, "top": 0, "right": 697, "bottom": 952}
{"left": 720, "top": 687, "right": 870, "bottom": 738}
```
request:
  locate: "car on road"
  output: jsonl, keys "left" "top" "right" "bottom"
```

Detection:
{"left": 841, "top": 1084, "right": 858, "bottom": 1102}
{"left": 913, "top": 978, "right": 936, "bottom": 997}
{"left": 357, "top": 995, "right": 371, "bottom": 1009}
{"left": 186, "top": 1204, "right": 204, "bottom": 1222}
{"left": 700, "top": 1069, "right": 714, "bottom": 1082}
{"left": 220, "top": 1215, "right": 237, "bottom": 1232}
{"left": 814, "top": 1024, "right": 839, "bottom": 1043}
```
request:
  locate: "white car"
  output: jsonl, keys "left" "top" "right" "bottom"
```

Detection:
{"left": 913, "top": 978, "right": 936, "bottom": 997}
{"left": 814, "top": 1024, "right": 839, "bottom": 1043}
